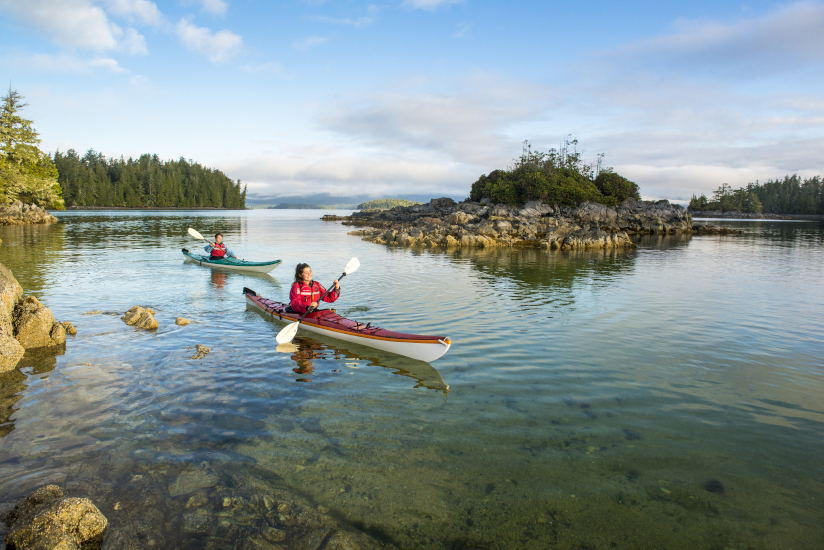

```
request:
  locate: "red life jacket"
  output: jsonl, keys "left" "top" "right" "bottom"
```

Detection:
{"left": 211, "top": 242, "right": 226, "bottom": 258}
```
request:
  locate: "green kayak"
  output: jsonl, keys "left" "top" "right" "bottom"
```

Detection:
{"left": 182, "top": 248, "right": 282, "bottom": 273}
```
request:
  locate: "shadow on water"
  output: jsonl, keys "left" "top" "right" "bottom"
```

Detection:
{"left": 0, "top": 347, "right": 64, "bottom": 440}
{"left": 0, "top": 224, "right": 66, "bottom": 294}
{"left": 279, "top": 336, "right": 450, "bottom": 394}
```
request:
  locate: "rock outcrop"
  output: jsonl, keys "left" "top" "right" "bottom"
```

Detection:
{"left": 329, "top": 197, "right": 693, "bottom": 250}
{"left": 1, "top": 485, "right": 108, "bottom": 550}
{"left": 1, "top": 262, "right": 71, "bottom": 372}
{"left": 190, "top": 344, "right": 210, "bottom": 360}
{"left": 0, "top": 200, "right": 58, "bottom": 226}
{"left": 121, "top": 306, "right": 158, "bottom": 330}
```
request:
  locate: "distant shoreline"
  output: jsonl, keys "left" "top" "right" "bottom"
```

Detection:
{"left": 690, "top": 211, "right": 823, "bottom": 220}
{"left": 59, "top": 206, "right": 246, "bottom": 211}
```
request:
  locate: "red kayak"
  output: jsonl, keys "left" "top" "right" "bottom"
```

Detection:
{"left": 243, "top": 288, "right": 451, "bottom": 363}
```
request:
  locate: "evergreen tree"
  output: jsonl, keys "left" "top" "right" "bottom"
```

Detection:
{"left": 0, "top": 87, "right": 64, "bottom": 208}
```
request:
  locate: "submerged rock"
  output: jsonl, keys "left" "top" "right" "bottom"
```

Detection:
{"left": 61, "top": 321, "right": 77, "bottom": 336}
{"left": 175, "top": 317, "right": 191, "bottom": 326}
{"left": 190, "top": 344, "right": 210, "bottom": 360}
{"left": 121, "top": 306, "right": 158, "bottom": 330}
{"left": 1, "top": 484, "right": 107, "bottom": 550}
{"left": 168, "top": 469, "right": 219, "bottom": 498}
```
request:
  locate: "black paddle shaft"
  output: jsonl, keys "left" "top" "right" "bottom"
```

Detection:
{"left": 295, "top": 272, "right": 346, "bottom": 322}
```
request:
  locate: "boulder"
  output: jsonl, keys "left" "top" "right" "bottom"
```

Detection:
{"left": 0, "top": 262, "right": 23, "bottom": 331}
{"left": 0, "top": 201, "right": 59, "bottom": 226}
{"left": 121, "top": 306, "right": 158, "bottom": 330}
{"left": 1, "top": 485, "right": 107, "bottom": 550}
{"left": 428, "top": 197, "right": 456, "bottom": 210}
{"left": 175, "top": 317, "right": 190, "bottom": 326}
{"left": 61, "top": 321, "right": 77, "bottom": 335}
{"left": 13, "top": 296, "right": 65, "bottom": 349}
{"left": 445, "top": 212, "right": 475, "bottom": 225}
{"left": 0, "top": 334, "right": 25, "bottom": 373}
{"left": 190, "top": 344, "right": 210, "bottom": 360}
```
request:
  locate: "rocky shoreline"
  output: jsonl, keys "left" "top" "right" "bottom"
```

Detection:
{"left": 324, "top": 197, "right": 695, "bottom": 250}
{"left": 0, "top": 201, "right": 58, "bottom": 226}
{"left": 690, "top": 210, "right": 798, "bottom": 220}
{"left": 1, "top": 262, "right": 73, "bottom": 372}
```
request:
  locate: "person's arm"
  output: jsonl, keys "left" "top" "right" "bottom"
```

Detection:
{"left": 321, "top": 281, "right": 340, "bottom": 303}
{"left": 226, "top": 248, "right": 237, "bottom": 258}
{"left": 204, "top": 243, "right": 214, "bottom": 253}
{"left": 289, "top": 283, "right": 307, "bottom": 314}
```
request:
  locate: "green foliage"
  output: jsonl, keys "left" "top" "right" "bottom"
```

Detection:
{"left": 688, "top": 177, "right": 824, "bottom": 214}
{"left": 594, "top": 172, "right": 640, "bottom": 203}
{"left": 469, "top": 139, "right": 636, "bottom": 207}
{"left": 52, "top": 150, "right": 246, "bottom": 208}
{"left": 0, "top": 88, "right": 64, "bottom": 209}
{"left": 357, "top": 198, "right": 422, "bottom": 210}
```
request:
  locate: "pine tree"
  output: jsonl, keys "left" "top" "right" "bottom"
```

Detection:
{"left": 0, "top": 87, "right": 64, "bottom": 208}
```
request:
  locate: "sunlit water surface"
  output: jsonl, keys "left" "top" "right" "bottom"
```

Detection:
{"left": 1, "top": 211, "right": 823, "bottom": 549}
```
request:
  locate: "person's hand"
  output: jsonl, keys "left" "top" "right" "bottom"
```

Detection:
{"left": 333, "top": 279, "right": 340, "bottom": 290}
{"left": 310, "top": 301, "right": 319, "bottom": 308}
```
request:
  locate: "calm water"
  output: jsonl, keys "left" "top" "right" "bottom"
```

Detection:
{"left": 1, "top": 211, "right": 823, "bottom": 549}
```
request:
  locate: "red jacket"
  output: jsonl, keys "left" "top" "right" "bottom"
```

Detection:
{"left": 289, "top": 280, "right": 340, "bottom": 314}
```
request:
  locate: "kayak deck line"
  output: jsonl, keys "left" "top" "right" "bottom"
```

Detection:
{"left": 182, "top": 249, "right": 282, "bottom": 273}
{"left": 243, "top": 288, "right": 451, "bottom": 362}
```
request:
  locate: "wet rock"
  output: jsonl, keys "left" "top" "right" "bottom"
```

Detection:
{"left": 12, "top": 296, "right": 66, "bottom": 349}
{"left": 182, "top": 508, "right": 215, "bottom": 535}
{"left": 168, "top": 469, "right": 219, "bottom": 497}
{"left": 121, "top": 306, "right": 158, "bottom": 330}
{"left": 1, "top": 484, "right": 107, "bottom": 550}
{"left": 61, "top": 321, "right": 77, "bottom": 336}
{"left": 703, "top": 479, "right": 725, "bottom": 494}
{"left": 81, "top": 311, "right": 102, "bottom": 315}
{"left": 175, "top": 317, "right": 191, "bottom": 326}
{"left": 190, "top": 344, "right": 210, "bottom": 360}
{"left": 0, "top": 200, "right": 58, "bottom": 226}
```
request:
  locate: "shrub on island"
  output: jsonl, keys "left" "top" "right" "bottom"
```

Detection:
{"left": 468, "top": 140, "right": 639, "bottom": 208}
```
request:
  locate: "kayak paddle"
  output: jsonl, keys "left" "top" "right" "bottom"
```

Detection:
{"left": 275, "top": 257, "right": 360, "bottom": 344}
{"left": 188, "top": 227, "right": 206, "bottom": 240}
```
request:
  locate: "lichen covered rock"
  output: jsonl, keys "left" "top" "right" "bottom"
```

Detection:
{"left": 0, "top": 200, "right": 59, "bottom": 226}
{"left": 175, "top": 317, "right": 190, "bottom": 326}
{"left": 12, "top": 296, "right": 65, "bottom": 349}
{"left": 1, "top": 484, "right": 107, "bottom": 550}
{"left": 121, "top": 306, "right": 158, "bottom": 330}
{"left": 190, "top": 344, "right": 210, "bottom": 360}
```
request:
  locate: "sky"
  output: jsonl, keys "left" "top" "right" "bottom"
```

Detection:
{"left": 1, "top": 0, "right": 823, "bottom": 204}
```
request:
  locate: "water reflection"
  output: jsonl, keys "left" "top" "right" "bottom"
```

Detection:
{"left": 0, "top": 347, "right": 65, "bottom": 440}
{"left": 0, "top": 223, "right": 66, "bottom": 294}
{"left": 272, "top": 334, "right": 450, "bottom": 393}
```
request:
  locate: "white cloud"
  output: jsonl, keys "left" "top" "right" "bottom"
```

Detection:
{"left": 199, "top": 0, "right": 228, "bottom": 16}
{"left": 314, "top": 4, "right": 379, "bottom": 27}
{"left": 6, "top": 52, "right": 129, "bottom": 74}
{"left": 99, "top": 0, "right": 163, "bottom": 26}
{"left": 402, "top": 0, "right": 463, "bottom": 10}
{"left": 175, "top": 18, "right": 242, "bottom": 62}
{"left": 613, "top": 1, "right": 824, "bottom": 75}
{"left": 0, "top": 0, "right": 119, "bottom": 51}
{"left": 119, "top": 27, "right": 148, "bottom": 55}
{"left": 0, "top": 0, "right": 153, "bottom": 54}
{"left": 293, "top": 36, "right": 328, "bottom": 51}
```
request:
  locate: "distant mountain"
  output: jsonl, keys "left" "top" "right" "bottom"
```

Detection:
{"left": 245, "top": 192, "right": 461, "bottom": 207}
{"left": 266, "top": 203, "right": 358, "bottom": 209}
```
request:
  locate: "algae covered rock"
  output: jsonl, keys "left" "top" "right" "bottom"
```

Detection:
{"left": 121, "top": 306, "right": 158, "bottom": 330}
{"left": 1, "top": 484, "right": 108, "bottom": 550}
{"left": 12, "top": 296, "right": 65, "bottom": 349}
{"left": 175, "top": 317, "right": 190, "bottom": 326}
{"left": 190, "top": 344, "right": 210, "bottom": 360}
{"left": 61, "top": 321, "right": 77, "bottom": 335}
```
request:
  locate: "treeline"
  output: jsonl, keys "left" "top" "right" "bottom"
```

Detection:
{"left": 52, "top": 149, "right": 246, "bottom": 208}
{"left": 469, "top": 138, "right": 640, "bottom": 207}
{"left": 689, "top": 175, "right": 824, "bottom": 215}
{"left": 267, "top": 203, "right": 357, "bottom": 209}
{"left": 358, "top": 198, "right": 421, "bottom": 210}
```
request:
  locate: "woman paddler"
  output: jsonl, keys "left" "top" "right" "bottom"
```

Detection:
{"left": 204, "top": 233, "right": 237, "bottom": 260}
{"left": 289, "top": 263, "right": 340, "bottom": 314}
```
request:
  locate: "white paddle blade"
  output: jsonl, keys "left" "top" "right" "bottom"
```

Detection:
{"left": 275, "top": 322, "right": 300, "bottom": 344}
{"left": 344, "top": 257, "right": 360, "bottom": 275}
{"left": 188, "top": 228, "right": 205, "bottom": 240}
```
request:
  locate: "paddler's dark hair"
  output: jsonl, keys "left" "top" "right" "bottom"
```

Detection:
{"left": 215, "top": 233, "right": 223, "bottom": 238}
{"left": 294, "top": 263, "right": 311, "bottom": 283}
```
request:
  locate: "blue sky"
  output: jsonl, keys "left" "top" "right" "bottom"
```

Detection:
{"left": 1, "top": 0, "right": 822, "bottom": 203}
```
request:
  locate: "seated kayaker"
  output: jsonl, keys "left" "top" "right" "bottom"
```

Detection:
{"left": 204, "top": 233, "right": 236, "bottom": 260}
{"left": 289, "top": 263, "right": 340, "bottom": 314}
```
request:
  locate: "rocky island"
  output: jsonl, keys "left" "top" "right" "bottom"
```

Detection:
{"left": 325, "top": 197, "right": 695, "bottom": 250}
{"left": 0, "top": 200, "right": 58, "bottom": 227}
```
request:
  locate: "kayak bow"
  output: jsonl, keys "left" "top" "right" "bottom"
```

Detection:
{"left": 182, "top": 249, "right": 282, "bottom": 273}
{"left": 243, "top": 288, "right": 451, "bottom": 363}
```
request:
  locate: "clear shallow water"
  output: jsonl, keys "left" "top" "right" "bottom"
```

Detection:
{"left": 1, "top": 211, "right": 823, "bottom": 549}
